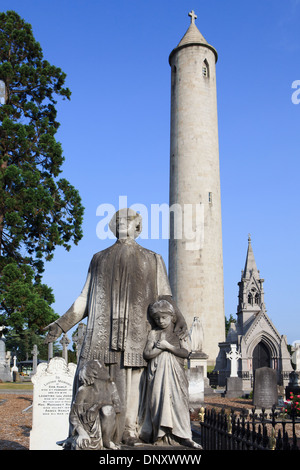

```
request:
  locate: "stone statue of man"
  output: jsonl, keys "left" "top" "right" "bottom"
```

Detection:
{"left": 44, "top": 208, "right": 187, "bottom": 446}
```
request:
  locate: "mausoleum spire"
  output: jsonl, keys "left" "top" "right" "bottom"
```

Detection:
{"left": 243, "top": 234, "right": 259, "bottom": 279}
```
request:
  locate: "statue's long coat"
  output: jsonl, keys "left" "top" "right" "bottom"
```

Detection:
{"left": 56, "top": 238, "right": 172, "bottom": 368}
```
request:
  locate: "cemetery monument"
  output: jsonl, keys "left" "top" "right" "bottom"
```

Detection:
{"left": 224, "top": 344, "right": 243, "bottom": 398}
{"left": 44, "top": 208, "right": 200, "bottom": 449}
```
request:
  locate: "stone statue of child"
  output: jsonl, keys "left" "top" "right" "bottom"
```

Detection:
{"left": 140, "top": 300, "right": 201, "bottom": 449}
{"left": 61, "top": 359, "right": 121, "bottom": 450}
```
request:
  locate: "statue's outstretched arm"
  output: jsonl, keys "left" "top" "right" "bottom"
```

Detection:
{"left": 44, "top": 267, "right": 91, "bottom": 343}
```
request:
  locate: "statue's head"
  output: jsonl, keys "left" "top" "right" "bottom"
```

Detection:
{"left": 149, "top": 300, "right": 177, "bottom": 327}
{"left": 109, "top": 208, "right": 142, "bottom": 239}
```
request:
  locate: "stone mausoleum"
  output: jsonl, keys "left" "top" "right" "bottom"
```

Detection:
{"left": 214, "top": 236, "right": 293, "bottom": 392}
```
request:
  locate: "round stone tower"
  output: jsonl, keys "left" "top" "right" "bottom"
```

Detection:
{"left": 168, "top": 11, "right": 225, "bottom": 365}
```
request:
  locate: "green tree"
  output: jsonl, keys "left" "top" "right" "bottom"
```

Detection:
{"left": 4, "top": 328, "right": 61, "bottom": 362}
{"left": 0, "top": 11, "right": 84, "bottom": 355}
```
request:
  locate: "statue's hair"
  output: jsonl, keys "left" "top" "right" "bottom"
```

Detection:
{"left": 109, "top": 208, "right": 142, "bottom": 239}
{"left": 149, "top": 299, "right": 176, "bottom": 322}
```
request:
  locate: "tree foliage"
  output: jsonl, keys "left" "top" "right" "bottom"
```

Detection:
{"left": 0, "top": 11, "right": 84, "bottom": 355}
{"left": 225, "top": 314, "right": 236, "bottom": 337}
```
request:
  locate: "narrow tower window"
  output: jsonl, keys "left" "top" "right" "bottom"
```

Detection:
{"left": 202, "top": 59, "right": 209, "bottom": 78}
{"left": 248, "top": 293, "right": 253, "bottom": 305}
{"left": 208, "top": 192, "right": 212, "bottom": 204}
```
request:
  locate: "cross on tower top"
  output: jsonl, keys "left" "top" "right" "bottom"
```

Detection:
{"left": 188, "top": 10, "right": 197, "bottom": 24}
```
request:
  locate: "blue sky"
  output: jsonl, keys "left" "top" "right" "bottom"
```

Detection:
{"left": 1, "top": 0, "right": 300, "bottom": 347}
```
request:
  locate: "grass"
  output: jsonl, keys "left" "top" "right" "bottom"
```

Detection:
{"left": 0, "top": 381, "right": 33, "bottom": 390}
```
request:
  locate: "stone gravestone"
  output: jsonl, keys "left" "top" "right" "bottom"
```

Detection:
{"left": 30, "top": 356, "right": 76, "bottom": 450}
{"left": 0, "top": 80, "right": 5, "bottom": 104}
{"left": 253, "top": 367, "right": 278, "bottom": 409}
{"left": 0, "top": 327, "right": 12, "bottom": 382}
{"left": 187, "top": 359, "right": 205, "bottom": 404}
{"left": 60, "top": 334, "right": 70, "bottom": 362}
{"left": 72, "top": 322, "right": 86, "bottom": 362}
{"left": 187, "top": 317, "right": 206, "bottom": 404}
{"left": 11, "top": 355, "right": 19, "bottom": 382}
{"left": 292, "top": 342, "right": 300, "bottom": 372}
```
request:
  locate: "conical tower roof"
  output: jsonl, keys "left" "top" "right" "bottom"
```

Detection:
{"left": 169, "top": 10, "right": 218, "bottom": 63}
{"left": 243, "top": 235, "right": 259, "bottom": 279}
{"left": 177, "top": 20, "right": 208, "bottom": 47}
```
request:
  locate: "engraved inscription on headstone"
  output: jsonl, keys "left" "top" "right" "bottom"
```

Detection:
{"left": 30, "top": 357, "right": 76, "bottom": 450}
{"left": 253, "top": 367, "right": 278, "bottom": 409}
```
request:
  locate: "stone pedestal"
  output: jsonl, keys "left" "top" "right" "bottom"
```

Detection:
{"left": 187, "top": 351, "right": 208, "bottom": 405}
{"left": 285, "top": 370, "right": 300, "bottom": 400}
{"left": 285, "top": 385, "right": 300, "bottom": 400}
{"left": 225, "top": 377, "right": 243, "bottom": 398}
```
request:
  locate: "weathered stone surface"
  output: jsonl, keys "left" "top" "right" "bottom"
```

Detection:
{"left": 225, "top": 377, "right": 243, "bottom": 398}
{"left": 169, "top": 11, "right": 225, "bottom": 365}
{"left": 253, "top": 367, "right": 278, "bottom": 409}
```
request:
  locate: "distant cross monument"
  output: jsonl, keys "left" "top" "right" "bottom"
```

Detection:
{"left": 226, "top": 344, "right": 241, "bottom": 377}
{"left": 60, "top": 334, "right": 70, "bottom": 363}
{"left": 72, "top": 322, "right": 86, "bottom": 361}
{"left": 12, "top": 356, "right": 18, "bottom": 372}
{"left": 31, "top": 345, "right": 39, "bottom": 375}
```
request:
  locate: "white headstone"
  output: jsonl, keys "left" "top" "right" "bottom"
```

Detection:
{"left": 187, "top": 366, "right": 204, "bottom": 404}
{"left": 0, "top": 80, "right": 5, "bottom": 104}
{"left": 30, "top": 357, "right": 76, "bottom": 450}
{"left": 292, "top": 342, "right": 300, "bottom": 371}
{"left": 11, "top": 355, "right": 18, "bottom": 372}
{"left": 0, "top": 328, "right": 12, "bottom": 382}
{"left": 226, "top": 344, "right": 241, "bottom": 378}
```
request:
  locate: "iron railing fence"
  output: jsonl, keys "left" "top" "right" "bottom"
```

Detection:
{"left": 198, "top": 405, "right": 299, "bottom": 450}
